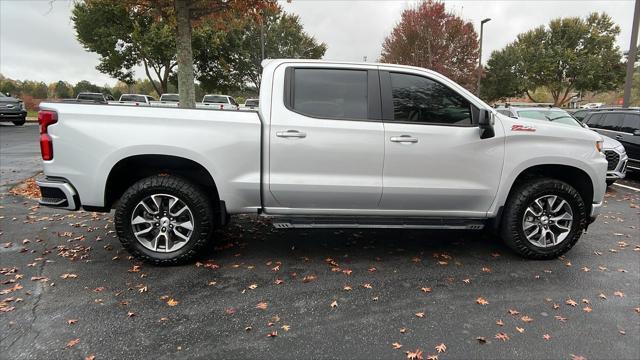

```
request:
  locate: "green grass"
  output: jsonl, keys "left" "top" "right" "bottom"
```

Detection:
{"left": 27, "top": 110, "right": 38, "bottom": 120}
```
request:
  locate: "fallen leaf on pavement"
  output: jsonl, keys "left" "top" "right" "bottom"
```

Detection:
{"left": 330, "top": 300, "right": 338, "bottom": 308}
{"left": 67, "top": 319, "right": 78, "bottom": 325}
{"left": 406, "top": 348, "right": 423, "bottom": 360}
{"left": 392, "top": 342, "right": 403, "bottom": 349}
{"left": 543, "top": 334, "right": 551, "bottom": 340}
{"left": 65, "top": 338, "right": 80, "bottom": 349}
{"left": 495, "top": 332, "right": 509, "bottom": 341}
{"left": 566, "top": 299, "right": 578, "bottom": 307}
{"left": 256, "top": 302, "right": 268, "bottom": 310}
{"left": 167, "top": 298, "right": 179, "bottom": 307}
{"left": 435, "top": 343, "right": 446, "bottom": 353}
{"left": 476, "top": 297, "right": 489, "bottom": 305}
{"left": 415, "top": 312, "right": 425, "bottom": 318}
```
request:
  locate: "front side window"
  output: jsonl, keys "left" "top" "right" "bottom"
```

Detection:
{"left": 389, "top": 72, "right": 471, "bottom": 125}
{"left": 292, "top": 68, "right": 368, "bottom": 119}
{"left": 601, "top": 113, "right": 625, "bottom": 131}
{"left": 585, "top": 113, "right": 604, "bottom": 128}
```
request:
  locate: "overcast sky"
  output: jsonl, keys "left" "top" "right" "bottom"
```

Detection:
{"left": 0, "top": 0, "right": 637, "bottom": 86}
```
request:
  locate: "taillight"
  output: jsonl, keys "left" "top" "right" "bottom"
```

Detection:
{"left": 38, "top": 110, "right": 57, "bottom": 160}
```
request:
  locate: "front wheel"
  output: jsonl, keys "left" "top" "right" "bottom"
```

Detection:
{"left": 606, "top": 179, "right": 616, "bottom": 187}
{"left": 500, "top": 178, "right": 587, "bottom": 259}
{"left": 12, "top": 118, "right": 26, "bottom": 126}
{"left": 115, "top": 175, "right": 215, "bottom": 265}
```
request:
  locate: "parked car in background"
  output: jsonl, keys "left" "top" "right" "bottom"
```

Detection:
{"left": 110, "top": 94, "right": 156, "bottom": 106}
{"left": 496, "top": 105, "right": 627, "bottom": 186}
{"left": 149, "top": 93, "right": 179, "bottom": 108}
{"left": 37, "top": 59, "right": 607, "bottom": 263}
{"left": 571, "top": 107, "right": 639, "bottom": 122}
{"left": 75, "top": 92, "right": 114, "bottom": 103}
{"left": 201, "top": 94, "right": 239, "bottom": 110}
{"left": 240, "top": 98, "right": 259, "bottom": 110}
{"left": 580, "top": 102, "right": 604, "bottom": 109}
{"left": 583, "top": 110, "right": 640, "bottom": 174}
{"left": 0, "top": 92, "right": 27, "bottom": 126}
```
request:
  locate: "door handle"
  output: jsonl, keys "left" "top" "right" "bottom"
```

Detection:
{"left": 390, "top": 135, "right": 418, "bottom": 143}
{"left": 276, "top": 130, "right": 307, "bottom": 139}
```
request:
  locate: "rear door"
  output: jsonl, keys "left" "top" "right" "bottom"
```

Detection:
{"left": 378, "top": 69, "right": 504, "bottom": 216}
{"left": 266, "top": 65, "right": 384, "bottom": 211}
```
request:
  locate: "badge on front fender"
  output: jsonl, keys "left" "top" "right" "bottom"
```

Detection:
{"left": 511, "top": 124, "right": 536, "bottom": 132}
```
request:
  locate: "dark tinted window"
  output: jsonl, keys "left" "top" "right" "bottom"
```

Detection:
{"left": 77, "top": 93, "right": 105, "bottom": 102}
{"left": 120, "top": 95, "right": 146, "bottom": 102}
{"left": 601, "top": 113, "right": 625, "bottom": 131}
{"left": 203, "top": 95, "right": 229, "bottom": 104}
{"left": 245, "top": 99, "right": 259, "bottom": 107}
{"left": 585, "top": 113, "right": 604, "bottom": 128}
{"left": 621, "top": 113, "right": 640, "bottom": 133}
{"left": 160, "top": 94, "right": 179, "bottom": 102}
{"left": 572, "top": 110, "right": 588, "bottom": 121}
{"left": 389, "top": 73, "right": 471, "bottom": 125}
{"left": 292, "top": 68, "right": 368, "bottom": 119}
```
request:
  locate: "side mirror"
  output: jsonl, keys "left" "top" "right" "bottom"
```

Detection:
{"left": 479, "top": 109, "right": 495, "bottom": 139}
{"left": 634, "top": 129, "right": 640, "bottom": 136}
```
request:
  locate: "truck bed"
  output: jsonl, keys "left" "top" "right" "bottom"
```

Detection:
{"left": 38, "top": 102, "right": 263, "bottom": 213}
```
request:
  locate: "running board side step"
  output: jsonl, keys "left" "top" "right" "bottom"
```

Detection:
{"left": 267, "top": 216, "right": 485, "bottom": 230}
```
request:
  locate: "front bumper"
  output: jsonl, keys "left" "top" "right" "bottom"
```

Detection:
{"left": 589, "top": 201, "right": 603, "bottom": 223}
{"left": 605, "top": 148, "right": 628, "bottom": 180}
{"left": 36, "top": 177, "right": 80, "bottom": 210}
{"left": 0, "top": 110, "right": 27, "bottom": 120}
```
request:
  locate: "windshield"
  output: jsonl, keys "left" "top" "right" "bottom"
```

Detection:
{"left": 120, "top": 95, "right": 147, "bottom": 102}
{"left": 203, "top": 95, "right": 229, "bottom": 104}
{"left": 160, "top": 94, "right": 179, "bottom": 102}
{"left": 0, "top": 93, "right": 7, "bottom": 98}
{"left": 517, "top": 109, "right": 582, "bottom": 127}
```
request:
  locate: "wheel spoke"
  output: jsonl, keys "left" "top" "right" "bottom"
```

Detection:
{"left": 551, "top": 212, "right": 572, "bottom": 222}
{"left": 170, "top": 205, "right": 188, "bottom": 217}
{"left": 134, "top": 225, "right": 153, "bottom": 236}
{"left": 172, "top": 228, "right": 190, "bottom": 242}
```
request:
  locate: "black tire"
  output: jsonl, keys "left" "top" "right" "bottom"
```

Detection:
{"left": 12, "top": 118, "right": 25, "bottom": 126}
{"left": 500, "top": 177, "right": 587, "bottom": 260}
{"left": 606, "top": 179, "right": 616, "bottom": 187}
{"left": 115, "top": 175, "right": 215, "bottom": 265}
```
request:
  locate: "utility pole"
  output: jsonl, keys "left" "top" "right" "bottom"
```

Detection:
{"left": 623, "top": 0, "right": 639, "bottom": 108}
{"left": 260, "top": 17, "right": 265, "bottom": 61}
{"left": 477, "top": 18, "right": 491, "bottom": 96}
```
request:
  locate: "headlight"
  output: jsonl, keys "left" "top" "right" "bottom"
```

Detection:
{"left": 20, "top": 102, "right": 26, "bottom": 110}
{"left": 595, "top": 140, "right": 603, "bottom": 153}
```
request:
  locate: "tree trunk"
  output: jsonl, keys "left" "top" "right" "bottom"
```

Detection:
{"left": 174, "top": 0, "right": 196, "bottom": 108}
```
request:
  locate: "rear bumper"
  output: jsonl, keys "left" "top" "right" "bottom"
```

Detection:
{"left": 36, "top": 177, "right": 80, "bottom": 210}
{"left": 589, "top": 201, "right": 603, "bottom": 223}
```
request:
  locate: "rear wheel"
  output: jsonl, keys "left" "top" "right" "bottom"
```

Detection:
{"left": 500, "top": 178, "right": 586, "bottom": 259}
{"left": 115, "top": 175, "right": 215, "bottom": 265}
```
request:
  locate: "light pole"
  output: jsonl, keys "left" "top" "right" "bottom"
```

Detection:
{"left": 477, "top": 18, "right": 491, "bottom": 96}
{"left": 623, "top": 0, "right": 639, "bottom": 108}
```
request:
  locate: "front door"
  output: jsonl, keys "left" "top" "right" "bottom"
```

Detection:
{"left": 378, "top": 70, "right": 504, "bottom": 217}
{"left": 267, "top": 66, "right": 384, "bottom": 211}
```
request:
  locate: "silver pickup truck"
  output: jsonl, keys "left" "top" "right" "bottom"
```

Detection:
{"left": 36, "top": 59, "right": 607, "bottom": 264}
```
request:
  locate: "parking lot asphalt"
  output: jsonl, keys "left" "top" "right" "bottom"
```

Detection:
{"left": 0, "top": 123, "right": 639, "bottom": 360}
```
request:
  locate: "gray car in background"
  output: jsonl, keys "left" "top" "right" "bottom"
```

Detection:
{"left": 0, "top": 92, "right": 27, "bottom": 126}
{"left": 496, "top": 105, "right": 627, "bottom": 186}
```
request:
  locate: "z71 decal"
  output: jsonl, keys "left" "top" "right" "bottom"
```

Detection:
{"left": 511, "top": 124, "right": 536, "bottom": 132}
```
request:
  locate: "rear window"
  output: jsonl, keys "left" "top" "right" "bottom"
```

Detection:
{"left": 120, "top": 95, "right": 147, "bottom": 102}
{"left": 77, "top": 93, "right": 104, "bottom": 102}
{"left": 203, "top": 95, "right": 229, "bottom": 104}
{"left": 291, "top": 68, "right": 368, "bottom": 119}
{"left": 160, "top": 94, "right": 179, "bottom": 102}
{"left": 245, "top": 99, "right": 259, "bottom": 107}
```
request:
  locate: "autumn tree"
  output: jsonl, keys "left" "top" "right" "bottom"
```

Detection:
{"left": 380, "top": 0, "right": 479, "bottom": 92}
{"left": 481, "top": 13, "right": 625, "bottom": 105}
{"left": 193, "top": 5, "right": 326, "bottom": 92}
